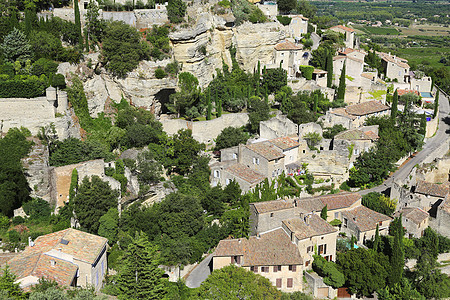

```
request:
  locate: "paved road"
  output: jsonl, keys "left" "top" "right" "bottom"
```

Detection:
{"left": 185, "top": 254, "right": 213, "bottom": 288}
{"left": 359, "top": 88, "right": 450, "bottom": 196}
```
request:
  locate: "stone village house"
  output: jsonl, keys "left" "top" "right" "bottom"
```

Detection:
{"left": 1, "top": 229, "right": 107, "bottom": 291}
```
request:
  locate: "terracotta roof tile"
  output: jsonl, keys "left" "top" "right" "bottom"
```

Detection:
{"left": 297, "top": 193, "right": 361, "bottom": 211}
{"left": 247, "top": 141, "right": 285, "bottom": 161}
{"left": 397, "top": 89, "right": 420, "bottom": 96}
{"left": 342, "top": 206, "right": 392, "bottom": 232}
{"left": 330, "top": 107, "right": 357, "bottom": 120}
{"left": 226, "top": 164, "right": 266, "bottom": 185}
{"left": 268, "top": 137, "right": 299, "bottom": 150}
{"left": 415, "top": 181, "right": 449, "bottom": 198}
{"left": 330, "top": 25, "right": 355, "bottom": 32}
{"left": 283, "top": 214, "right": 337, "bottom": 241}
{"left": 394, "top": 207, "right": 429, "bottom": 225}
{"left": 214, "top": 228, "right": 302, "bottom": 266}
{"left": 345, "top": 100, "right": 390, "bottom": 116}
{"left": 378, "top": 52, "right": 410, "bottom": 69}
{"left": 275, "top": 40, "right": 302, "bottom": 51}
{"left": 251, "top": 199, "right": 294, "bottom": 214}
{"left": 335, "top": 128, "right": 378, "bottom": 141}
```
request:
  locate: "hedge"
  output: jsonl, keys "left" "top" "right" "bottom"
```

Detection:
{"left": 299, "top": 65, "right": 314, "bottom": 80}
{"left": 0, "top": 77, "right": 48, "bottom": 98}
{"left": 277, "top": 15, "right": 292, "bottom": 26}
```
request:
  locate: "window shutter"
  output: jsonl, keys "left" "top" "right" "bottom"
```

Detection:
{"left": 287, "top": 278, "right": 293, "bottom": 288}
{"left": 276, "top": 278, "right": 282, "bottom": 288}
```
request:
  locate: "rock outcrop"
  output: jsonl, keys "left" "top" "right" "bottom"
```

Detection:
{"left": 57, "top": 58, "right": 177, "bottom": 117}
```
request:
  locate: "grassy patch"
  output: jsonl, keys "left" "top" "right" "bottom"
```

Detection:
{"left": 368, "top": 90, "right": 387, "bottom": 100}
{"left": 355, "top": 25, "right": 400, "bottom": 35}
{"left": 395, "top": 46, "right": 450, "bottom": 70}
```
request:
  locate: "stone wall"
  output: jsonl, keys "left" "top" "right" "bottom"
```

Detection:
{"left": 161, "top": 113, "right": 249, "bottom": 144}
{"left": 260, "top": 115, "right": 298, "bottom": 140}
{"left": 425, "top": 113, "right": 438, "bottom": 138}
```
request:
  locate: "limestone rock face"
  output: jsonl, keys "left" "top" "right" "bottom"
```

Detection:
{"left": 233, "top": 22, "right": 287, "bottom": 73}
{"left": 58, "top": 60, "right": 177, "bottom": 117}
{"left": 22, "top": 138, "right": 51, "bottom": 202}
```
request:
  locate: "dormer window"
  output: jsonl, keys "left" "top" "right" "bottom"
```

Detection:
{"left": 214, "top": 170, "right": 220, "bottom": 178}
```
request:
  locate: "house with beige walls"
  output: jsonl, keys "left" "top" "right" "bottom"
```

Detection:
{"left": 413, "top": 180, "right": 449, "bottom": 214}
{"left": 282, "top": 214, "right": 338, "bottom": 267}
{"left": 329, "top": 25, "right": 355, "bottom": 49}
{"left": 321, "top": 100, "right": 390, "bottom": 129}
{"left": 267, "top": 137, "right": 300, "bottom": 167}
{"left": 272, "top": 40, "right": 304, "bottom": 77}
{"left": 286, "top": 15, "right": 309, "bottom": 38}
{"left": 341, "top": 206, "right": 392, "bottom": 244}
{"left": 377, "top": 52, "right": 410, "bottom": 83}
{"left": 394, "top": 207, "right": 429, "bottom": 238}
{"left": 2, "top": 229, "right": 108, "bottom": 291}
{"left": 210, "top": 161, "right": 266, "bottom": 193}
{"left": 213, "top": 228, "right": 303, "bottom": 292}
{"left": 333, "top": 48, "right": 366, "bottom": 87}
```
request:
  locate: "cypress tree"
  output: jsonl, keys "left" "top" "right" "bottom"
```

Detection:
{"left": 84, "top": 29, "right": 89, "bottom": 52}
{"left": 217, "top": 99, "right": 222, "bottom": 117}
{"left": 373, "top": 223, "right": 380, "bottom": 252}
{"left": 115, "top": 232, "right": 167, "bottom": 299}
{"left": 391, "top": 89, "right": 398, "bottom": 121}
{"left": 389, "top": 216, "right": 405, "bottom": 286}
{"left": 419, "top": 113, "right": 426, "bottom": 136}
{"left": 10, "top": 9, "right": 19, "bottom": 30}
{"left": 434, "top": 89, "right": 439, "bottom": 118}
{"left": 326, "top": 49, "right": 333, "bottom": 88}
{"left": 313, "top": 94, "right": 318, "bottom": 114}
{"left": 74, "top": 0, "right": 82, "bottom": 45}
{"left": 206, "top": 89, "right": 212, "bottom": 120}
{"left": 69, "top": 168, "right": 78, "bottom": 203}
{"left": 24, "top": 9, "right": 33, "bottom": 35}
{"left": 320, "top": 204, "right": 328, "bottom": 220}
{"left": 337, "top": 63, "right": 346, "bottom": 101}
{"left": 264, "top": 84, "right": 268, "bottom": 104}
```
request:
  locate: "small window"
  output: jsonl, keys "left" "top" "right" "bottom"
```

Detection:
{"left": 270, "top": 213, "right": 274, "bottom": 217}
{"left": 289, "top": 265, "right": 296, "bottom": 272}
{"left": 214, "top": 170, "right": 220, "bottom": 178}
{"left": 275, "top": 159, "right": 279, "bottom": 163}
{"left": 84, "top": 2, "right": 88, "bottom": 9}
{"left": 343, "top": 218, "right": 348, "bottom": 228}
{"left": 225, "top": 179, "right": 231, "bottom": 185}
{"left": 334, "top": 212, "right": 339, "bottom": 219}
{"left": 305, "top": 260, "right": 310, "bottom": 267}
{"left": 251, "top": 266, "right": 258, "bottom": 273}
{"left": 302, "top": 150, "right": 306, "bottom": 154}
{"left": 276, "top": 278, "right": 282, "bottom": 288}
{"left": 232, "top": 153, "right": 238, "bottom": 159}
{"left": 379, "top": 221, "right": 383, "bottom": 226}
{"left": 287, "top": 278, "right": 293, "bottom": 288}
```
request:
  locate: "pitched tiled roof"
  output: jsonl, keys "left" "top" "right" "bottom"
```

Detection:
{"left": 415, "top": 181, "right": 449, "bottom": 198}
{"left": 394, "top": 207, "right": 429, "bottom": 225}
{"left": 247, "top": 141, "right": 285, "bottom": 161}
{"left": 226, "top": 163, "right": 266, "bottom": 185}
{"left": 330, "top": 107, "right": 357, "bottom": 120}
{"left": 378, "top": 52, "right": 410, "bottom": 69}
{"left": 335, "top": 128, "right": 378, "bottom": 141}
{"left": 397, "top": 89, "right": 420, "bottom": 96}
{"left": 290, "top": 15, "right": 309, "bottom": 21}
{"left": 342, "top": 206, "right": 392, "bottom": 232}
{"left": 214, "top": 228, "right": 302, "bottom": 266}
{"left": 251, "top": 199, "right": 294, "bottom": 214}
{"left": 297, "top": 193, "right": 361, "bottom": 211}
{"left": 275, "top": 40, "right": 302, "bottom": 51}
{"left": 361, "top": 73, "right": 376, "bottom": 80}
{"left": 345, "top": 100, "right": 390, "bottom": 116}
{"left": 31, "top": 228, "right": 108, "bottom": 264}
{"left": 269, "top": 137, "right": 299, "bottom": 151}
{"left": 283, "top": 214, "right": 337, "bottom": 241}
{"left": 330, "top": 25, "right": 355, "bottom": 33}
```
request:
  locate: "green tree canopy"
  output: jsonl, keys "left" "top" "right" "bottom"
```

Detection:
{"left": 1, "top": 28, "right": 31, "bottom": 63}
{"left": 167, "top": 0, "right": 187, "bottom": 23}
{"left": 74, "top": 175, "right": 119, "bottom": 234}
{"left": 194, "top": 265, "right": 282, "bottom": 299}
{"left": 114, "top": 232, "right": 167, "bottom": 300}
{"left": 215, "top": 126, "right": 249, "bottom": 151}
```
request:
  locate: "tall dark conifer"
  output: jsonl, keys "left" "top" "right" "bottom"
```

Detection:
{"left": 373, "top": 223, "right": 380, "bottom": 252}
{"left": 74, "top": 0, "right": 83, "bottom": 45}
{"left": 389, "top": 216, "right": 405, "bottom": 286}
{"left": 434, "top": 89, "right": 439, "bottom": 118}
{"left": 337, "top": 63, "right": 346, "bottom": 101}
{"left": 326, "top": 49, "right": 333, "bottom": 88}
{"left": 391, "top": 89, "right": 398, "bottom": 121}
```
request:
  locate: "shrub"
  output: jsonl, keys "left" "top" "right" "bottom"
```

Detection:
{"left": 218, "top": 0, "right": 231, "bottom": 8}
{"left": 52, "top": 74, "right": 66, "bottom": 89}
{"left": 167, "top": 0, "right": 187, "bottom": 23}
{"left": 0, "top": 214, "right": 10, "bottom": 229}
{"left": 165, "top": 60, "right": 179, "bottom": 76}
{"left": 31, "top": 58, "right": 58, "bottom": 77}
{"left": 155, "top": 67, "right": 167, "bottom": 79}
{"left": 299, "top": 65, "right": 314, "bottom": 80}
{"left": 12, "top": 216, "right": 25, "bottom": 225}
{"left": 22, "top": 198, "right": 51, "bottom": 219}
{"left": 277, "top": 15, "right": 292, "bottom": 26}
{"left": 8, "top": 229, "right": 21, "bottom": 243}
{"left": 0, "top": 76, "right": 48, "bottom": 98}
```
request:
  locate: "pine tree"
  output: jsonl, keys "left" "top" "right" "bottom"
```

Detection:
{"left": 434, "top": 89, "right": 439, "bottom": 118}
{"left": 391, "top": 89, "right": 398, "bottom": 121}
{"left": 313, "top": 93, "right": 318, "bottom": 114}
{"left": 373, "top": 223, "right": 380, "bottom": 252}
{"left": 115, "top": 232, "right": 167, "bottom": 299}
{"left": 74, "top": 0, "right": 82, "bottom": 45}
{"left": 264, "top": 84, "right": 268, "bottom": 104}
{"left": 206, "top": 89, "right": 212, "bottom": 120}
{"left": 320, "top": 204, "right": 328, "bottom": 220}
{"left": 337, "top": 63, "right": 346, "bottom": 101}
{"left": 326, "top": 49, "right": 333, "bottom": 88}
{"left": 9, "top": 9, "right": 19, "bottom": 30}
{"left": 84, "top": 29, "right": 89, "bottom": 52}
{"left": 389, "top": 216, "right": 405, "bottom": 287}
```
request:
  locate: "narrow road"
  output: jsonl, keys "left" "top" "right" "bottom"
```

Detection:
{"left": 185, "top": 254, "right": 213, "bottom": 288}
{"left": 311, "top": 32, "right": 321, "bottom": 50}
{"left": 359, "top": 88, "right": 450, "bottom": 196}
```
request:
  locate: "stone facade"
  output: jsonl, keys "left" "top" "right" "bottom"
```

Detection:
{"left": 286, "top": 15, "right": 308, "bottom": 39}
{"left": 329, "top": 25, "right": 355, "bottom": 49}
{"left": 260, "top": 115, "right": 298, "bottom": 140}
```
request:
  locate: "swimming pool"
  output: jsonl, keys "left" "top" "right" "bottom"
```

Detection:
{"left": 421, "top": 92, "right": 433, "bottom": 98}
